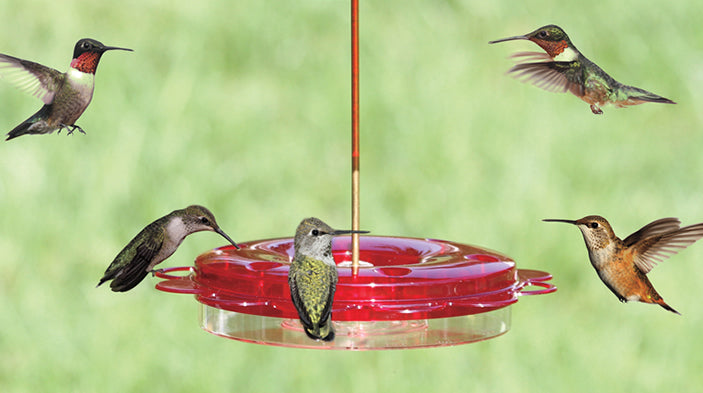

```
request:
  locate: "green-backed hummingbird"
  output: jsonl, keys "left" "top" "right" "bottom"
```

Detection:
{"left": 543, "top": 215, "right": 703, "bottom": 314}
{"left": 489, "top": 25, "right": 675, "bottom": 114}
{"left": 98, "top": 205, "right": 239, "bottom": 292}
{"left": 0, "top": 38, "right": 132, "bottom": 140}
{"left": 288, "top": 217, "right": 368, "bottom": 341}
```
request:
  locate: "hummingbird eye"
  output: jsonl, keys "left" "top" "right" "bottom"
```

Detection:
{"left": 199, "top": 217, "right": 211, "bottom": 226}
{"left": 589, "top": 222, "right": 599, "bottom": 229}
{"left": 538, "top": 30, "right": 548, "bottom": 38}
{"left": 82, "top": 42, "right": 91, "bottom": 49}
{"left": 311, "top": 229, "right": 320, "bottom": 236}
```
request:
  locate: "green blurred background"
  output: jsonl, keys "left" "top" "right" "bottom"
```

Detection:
{"left": 1, "top": 0, "right": 701, "bottom": 391}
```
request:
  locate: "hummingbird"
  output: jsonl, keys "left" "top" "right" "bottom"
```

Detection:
{"left": 288, "top": 217, "right": 368, "bottom": 341}
{"left": 0, "top": 38, "right": 132, "bottom": 141}
{"left": 97, "top": 205, "right": 239, "bottom": 292}
{"left": 489, "top": 25, "right": 675, "bottom": 114}
{"left": 543, "top": 215, "right": 703, "bottom": 314}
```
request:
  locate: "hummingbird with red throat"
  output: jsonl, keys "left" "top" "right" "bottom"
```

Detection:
{"left": 543, "top": 215, "right": 703, "bottom": 314}
{"left": 489, "top": 25, "right": 675, "bottom": 114}
{"left": 0, "top": 38, "right": 132, "bottom": 141}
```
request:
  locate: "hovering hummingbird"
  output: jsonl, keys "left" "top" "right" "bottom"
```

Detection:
{"left": 288, "top": 217, "right": 368, "bottom": 341}
{"left": 98, "top": 205, "right": 239, "bottom": 292}
{"left": 0, "top": 38, "right": 132, "bottom": 141}
{"left": 543, "top": 215, "right": 703, "bottom": 314}
{"left": 489, "top": 25, "right": 675, "bottom": 114}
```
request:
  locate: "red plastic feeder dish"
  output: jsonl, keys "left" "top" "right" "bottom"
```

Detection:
{"left": 155, "top": 236, "right": 556, "bottom": 350}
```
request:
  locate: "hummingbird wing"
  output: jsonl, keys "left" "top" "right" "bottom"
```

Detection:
{"left": 631, "top": 222, "right": 703, "bottom": 274}
{"left": 510, "top": 51, "right": 553, "bottom": 63}
{"left": 623, "top": 217, "right": 681, "bottom": 247}
{"left": 99, "top": 224, "right": 164, "bottom": 292}
{"left": 0, "top": 53, "right": 63, "bottom": 104}
{"left": 289, "top": 267, "right": 315, "bottom": 330}
{"left": 506, "top": 54, "right": 584, "bottom": 95}
{"left": 109, "top": 240, "right": 162, "bottom": 292}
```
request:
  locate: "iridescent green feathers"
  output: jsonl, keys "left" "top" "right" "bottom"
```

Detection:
{"left": 288, "top": 254, "right": 338, "bottom": 341}
{"left": 98, "top": 205, "right": 238, "bottom": 292}
{"left": 490, "top": 24, "right": 675, "bottom": 114}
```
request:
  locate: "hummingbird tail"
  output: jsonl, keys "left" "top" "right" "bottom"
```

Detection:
{"left": 304, "top": 323, "right": 335, "bottom": 342}
{"left": 97, "top": 262, "right": 151, "bottom": 292}
{"left": 618, "top": 85, "right": 676, "bottom": 105}
{"left": 656, "top": 300, "right": 681, "bottom": 315}
{"left": 6, "top": 122, "right": 34, "bottom": 141}
{"left": 5, "top": 105, "right": 53, "bottom": 141}
{"left": 108, "top": 269, "right": 150, "bottom": 292}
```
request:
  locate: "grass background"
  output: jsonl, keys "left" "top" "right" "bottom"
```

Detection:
{"left": 1, "top": 0, "right": 702, "bottom": 392}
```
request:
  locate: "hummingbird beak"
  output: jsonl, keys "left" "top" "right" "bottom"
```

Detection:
{"left": 215, "top": 227, "right": 240, "bottom": 249}
{"left": 329, "top": 230, "right": 370, "bottom": 236}
{"left": 101, "top": 46, "right": 133, "bottom": 53}
{"left": 488, "top": 35, "right": 529, "bottom": 44}
{"left": 542, "top": 219, "right": 577, "bottom": 225}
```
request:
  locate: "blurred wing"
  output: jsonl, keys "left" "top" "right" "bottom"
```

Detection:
{"left": 632, "top": 223, "right": 703, "bottom": 274}
{"left": 623, "top": 217, "right": 681, "bottom": 247}
{"left": 506, "top": 54, "right": 584, "bottom": 95}
{"left": 510, "top": 51, "right": 553, "bottom": 63}
{"left": 0, "top": 53, "right": 63, "bottom": 104}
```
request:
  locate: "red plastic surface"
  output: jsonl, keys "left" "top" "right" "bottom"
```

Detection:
{"left": 156, "top": 236, "right": 555, "bottom": 321}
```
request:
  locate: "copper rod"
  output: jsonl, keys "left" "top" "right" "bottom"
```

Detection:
{"left": 351, "top": 0, "right": 360, "bottom": 274}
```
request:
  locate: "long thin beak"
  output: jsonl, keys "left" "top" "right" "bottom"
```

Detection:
{"left": 102, "top": 46, "right": 133, "bottom": 53}
{"left": 330, "top": 230, "right": 370, "bottom": 236}
{"left": 488, "top": 35, "right": 529, "bottom": 44}
{"left": 215, "top": 227, "right": 240, "bottom": 249}
{"left": 542, "top": 219, "right": 577, "bottom": 225}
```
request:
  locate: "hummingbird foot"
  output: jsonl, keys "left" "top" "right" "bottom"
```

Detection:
{"left": 149, "top": 268, "right": 165, "bottom": 277}
{"left": 65, "top": 124, "right": 86, "bottom": 135}
{"left": 590, "top": 104, "right": 603, "bottom": 115}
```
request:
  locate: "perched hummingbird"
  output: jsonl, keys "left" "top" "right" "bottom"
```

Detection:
{"left": 288, "top": 217, "right": 368, "bottom": 341}
{"left": 0, "top": 38, "right": 132, "bottom": 141}
{"left": 543, "top": 215, "right": 703, "bottom": 314}
{"left": 489, "top": 25, "right": 675, "bottom": 114}
{"left": 98, "top": 205, "right": 239, "bottom": 292}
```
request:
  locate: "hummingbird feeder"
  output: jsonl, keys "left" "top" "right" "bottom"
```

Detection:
{"left": 155, "top": 0, "right": 556, "bottom": 349}
{"left": 156, "top": 237, "right": 554, "bottom": 349}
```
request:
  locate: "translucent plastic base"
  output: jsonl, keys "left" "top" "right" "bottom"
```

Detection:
{"left": 200, "top": 304, "right": 511, "bottom": 350}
